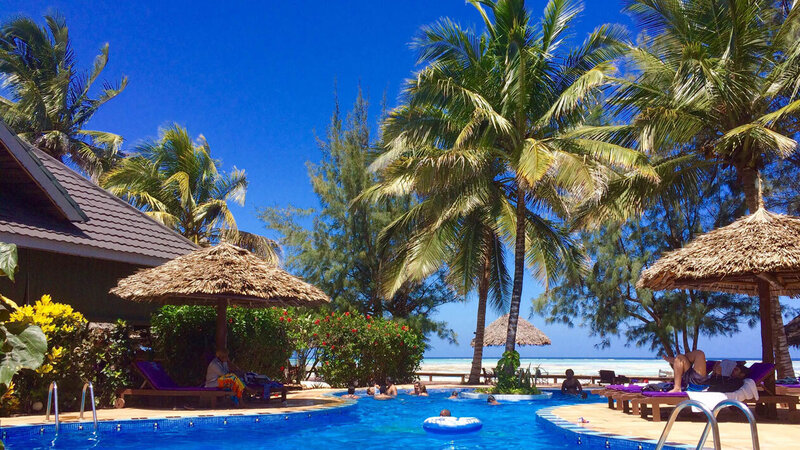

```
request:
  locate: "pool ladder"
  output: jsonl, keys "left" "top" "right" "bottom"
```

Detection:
{"left": 79, "top": 381, "right": 98, "bottom": 431}
{"left": 45, "top": 381, "right": 99, "bottom": 433}
{"left": 655, "top": 399, "right": 759, "bottom": 450}
{"left": 45, "top": 381, "right": 59, "bottom": 432}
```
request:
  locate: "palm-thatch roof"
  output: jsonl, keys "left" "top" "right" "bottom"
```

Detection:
{"left": 110, "top": 242, "right": 329, "bottom": 307}
{"left": 637, "top": 208, "right": 800, "bottom": 296}
{"left": 472, "top": 314, "right": 551, "bottom": 347}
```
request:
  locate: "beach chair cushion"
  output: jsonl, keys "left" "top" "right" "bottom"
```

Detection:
{"left": 135, "top": 360, "right": 220, "bottom": 391}
{"left": 747, "top": 362, "right": 774, "bottom": 385}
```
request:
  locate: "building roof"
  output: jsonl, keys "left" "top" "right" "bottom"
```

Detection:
{"left": 0, "top": 121, "right": 197, "bottom": 267}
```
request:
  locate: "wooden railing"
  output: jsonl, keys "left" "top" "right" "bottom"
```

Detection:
{"left": 414, "top": 371, "right": 675, "bottom": 385}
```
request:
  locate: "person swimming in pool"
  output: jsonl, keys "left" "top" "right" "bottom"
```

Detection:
{"left": 418, "top": 384, "right": 429, "bottom": 397}
{"left": 561, "top": 369, "right": 583, "bottom": 395}
{"left": 487, "top": 395, "right": 500, "bottom": 405}
{"left": 342, "top": 385, "right": 360, "bottom": 399}
{"left": 448, "top": 390, "right": 459, "bottom": 399}
{"left": 663, "top": 349, "right": 710, "bottom": 393}
{"left": 439, "top": 409, "right": 451, "bottom": 417}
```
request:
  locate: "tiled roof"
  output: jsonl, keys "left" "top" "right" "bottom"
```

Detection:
{"left": 0, "top": 144, "right": 197, "bottom": 267}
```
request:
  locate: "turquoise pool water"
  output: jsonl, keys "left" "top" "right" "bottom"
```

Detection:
{"left": 5, "top": 390, "right": 603, "bottom": 449}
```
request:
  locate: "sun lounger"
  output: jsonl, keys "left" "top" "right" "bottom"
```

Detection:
{"left": 119, "top": 360, "right": 231, "bottom": 408}
{"left": 631, "top": 363, "right": 799, "bottom": 421}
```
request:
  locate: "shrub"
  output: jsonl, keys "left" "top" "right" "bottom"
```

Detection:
{"left": 75, "top": 320, "right": 136, "bottom": 407}
{"left": 313, "top": 312, "right": 424, "bottom": 387}
{"left": 151, "top": 305, "right": 291, "bottom": 386}
{"left": 479, "top": 350, "right": 540, "bottom": 395}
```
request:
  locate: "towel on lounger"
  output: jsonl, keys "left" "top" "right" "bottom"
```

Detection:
{"left": 686, "top": 378, "right": 759, "bottom": 412}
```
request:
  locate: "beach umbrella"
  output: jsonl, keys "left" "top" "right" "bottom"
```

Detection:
{"left": 637, "top": 208, "right": 800, "bottom": 393}
{"left": 111, "top": 242, "right": 329, "bottom": 350}
{"left": 473, "top": 314, "right": 551, "bottom": 347}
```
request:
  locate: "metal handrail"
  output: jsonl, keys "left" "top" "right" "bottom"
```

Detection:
{"left": 697, "top": 399, "right": 759, "bottom": 450}
{"left": 45, "top": 381, "right": 59, "bottom": 432}
{"left": 79, "top": 381, "right": 98, "bottom": 431}
{"left": 654, "top": 399, "right": 720, "bottom": 450}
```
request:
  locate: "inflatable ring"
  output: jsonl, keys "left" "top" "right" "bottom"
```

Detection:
{"left": 422, "top": 416, "right": 483, "bottom": 434}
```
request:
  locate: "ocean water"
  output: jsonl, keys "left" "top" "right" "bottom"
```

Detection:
{"left": 419, "top": 357, "right": 800, "bottom": 379}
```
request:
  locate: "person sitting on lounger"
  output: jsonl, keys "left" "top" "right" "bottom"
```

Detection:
{"left": 561, "top": 369, "right": 583, "bottom": 395}
{"left": 205, "top": 349, "right": 248, "bottom": 404}
{"left": 663, "top": 349, "right": 709, "bottom": 393}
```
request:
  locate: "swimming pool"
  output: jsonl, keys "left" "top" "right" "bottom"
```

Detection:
{"left": 2, "top": 390, "right": 682, "bottom": 449}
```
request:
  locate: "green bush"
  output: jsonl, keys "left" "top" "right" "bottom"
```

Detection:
{"left": 481, "top": 350, "right": 540, "bottom": 395}
{"left": 75, "top": 320, "right": 136, "bottom": 407}
{"left": 150, "top": 305, "right": 291, "bottom": 386}
{"left": 314, "top": 312, "right": 424, "bottom": 387}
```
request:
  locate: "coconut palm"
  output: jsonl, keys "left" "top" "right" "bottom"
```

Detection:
{"left": 608, "top": 0, "right": 800, "bottom": 378}
{"left": 371, "top": 0, "right": 654, "bottom": 355}
{"left": 101, "top": 124, "right": 279, "bottom": 263}
{"left": 0, "top": 14, "right": 127, "bottom": 180}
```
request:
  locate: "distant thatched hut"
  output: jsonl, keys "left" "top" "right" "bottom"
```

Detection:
{"left": 473, "top": 314, "right": 551, "bottom": 347}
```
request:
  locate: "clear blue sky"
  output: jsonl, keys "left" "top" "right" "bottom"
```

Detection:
{"left": 4, "top": 0, "right": 796, "bottom": 360}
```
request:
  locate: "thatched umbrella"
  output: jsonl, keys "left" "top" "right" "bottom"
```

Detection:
{"left": 472, "top": 314, "right": 551, "bottom": 347}
{"left": 637, "top": 208, "right": 800, "bottom": 392}
{"left": 111, "top": 242, "right": 329, "bottom": 349}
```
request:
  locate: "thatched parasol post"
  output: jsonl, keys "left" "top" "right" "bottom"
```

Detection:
{"left": 216, "top": 299, "right": 228, "bottom": 351}
{"left": 758, "top": 280, "right": 776, "bottom": 404}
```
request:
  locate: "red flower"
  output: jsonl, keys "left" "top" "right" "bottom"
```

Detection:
{"left": 367, "top": 324, "right": 371, "bottom": 329}
{"left": 413, "top": 346, "right": 418, "bottom": 349}
{"left": 321, "top": 342, "right": 326, "bottom": 346}
{"left": 351, "top": 328, "right": 357, "bottom": 333}
{"left": 279, "top": 366, "right": 285, "bottom": 371}
{"left": 228, "top": 319, "right": 233, "bottom": 324}
{"left": 279, "top": 317, "right": 284, "bottom": 321}
{"left": 331, "top": 345, "right": 335, "bottom": 350}
{"left": 287, "top": 317, "right": 292, "bottom": 322}
{"left": 399, "top": 342, "right": 403, "bottom": 346}
{"left": 331, "top": 312, "right": 335, "bottom": 317}
{"left": 402, "top": 326, "right": 408, "bottom": 331}
{"left": 283, "top": 310, "right": 288, "bottom": 315}
{"left": 313, "top": 333, "right": 317, "bottom": 337}
{"left": 325, "top": 361, "right": 330, "bottom": 365}
{"left": 326, "top": 333, "right": 330, "bottom": 338}
{"left": 366, "top": 315, "right": 372, "bottom": 320}
{"left": 337, "top": 317, "right": 341, "bottom": 321}
{"left": 314, "top": 319, "right": 320, "bottom": 325}
{"left": 344, "top": 311, "right": 350, "bottom": 316}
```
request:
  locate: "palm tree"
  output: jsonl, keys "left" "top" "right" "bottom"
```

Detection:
{"left": 0, "top": 14, "right": 127, "bottom": 180}
{"left": 367, "top": 0, "right": 653, "bottom": 364}
{"left": 101, "top": 124, "right": 279, "bottom": 263}
{"left": 611, "top": 0, "right": 800, "bottom": 378}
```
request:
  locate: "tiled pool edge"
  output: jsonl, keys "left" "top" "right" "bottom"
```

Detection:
{"left": 536, "top": 406, "right": 693, "bottom": 450}
{"left": 1, "top": 400, "right": 356, "bottom": 444}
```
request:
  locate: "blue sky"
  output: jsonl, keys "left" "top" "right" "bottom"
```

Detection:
{"left": 4, "top": 0, "right": 797, "bottom": 360}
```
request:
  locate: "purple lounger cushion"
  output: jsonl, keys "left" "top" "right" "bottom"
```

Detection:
{"left": 779, "top": 384, "right": 800, "bottom": 388}
{"left": 135, "top": 360, "right": 221, "bottom": 391}
{"left": 747, "top": 362, "right": 774, "bottom": 385}
{"left": 642, "top": 391, "right": 687, "bottom": 397}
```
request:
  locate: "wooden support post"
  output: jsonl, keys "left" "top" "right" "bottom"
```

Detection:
{"left": 758, "top": 279, "right": 778, "bottom": 419}
{"left": 215, "top": 299, "right": 228, "bottom": 351}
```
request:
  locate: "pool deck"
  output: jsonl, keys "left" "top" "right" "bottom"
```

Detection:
{"left": 549, "top": 401, "right": 800, "bottom": 449}
{"left": 0, "top": 388, "right": 349, "bottom": 428}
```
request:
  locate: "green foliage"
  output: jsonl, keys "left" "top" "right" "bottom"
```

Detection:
{"left": 0, "top": 243, "right": 17, "bottom": 281}
{"left": 0, "top": 298, "right": 46, "bottom": 389}
{"left": 150, "top": 306, "right": 291, "bottom": 386}
{"left": 313, "top": 311, "right": 424, "bottom": 387}
{"left": 75, "top": 320, "right": 136, "bottom": 407}
{"left": 486, "top": 350, "right": 540, "bottom": 395}
{"left": 9, "top": 295, "right": 88, "bottom": 411}
{"left": 260, "top": 89, "right": 461, "bottom": 341}
{"left": 537, "top": 169, "right": 757, "bottom": 356}
{"left": 0, "top": 13, "right": 126, "bottom": 180}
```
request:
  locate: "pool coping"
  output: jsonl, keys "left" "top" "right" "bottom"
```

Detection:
{"left": 536, "top": 406, "right": 693, "bottom": 450}
{"left": 0, "top": 395, "right": 357, "bottom": 444}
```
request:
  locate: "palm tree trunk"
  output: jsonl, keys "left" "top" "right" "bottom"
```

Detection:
{"left": 741, "top": 166, "right": 794, "bottom": 378}
{"left": 505, "top": 186, "right": 527, "bottom": 354}
{"left": 468, "top": 244, "right": 492, "bottom": 384}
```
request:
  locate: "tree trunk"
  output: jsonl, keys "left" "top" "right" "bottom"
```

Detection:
{"left": 505, "top": 186, "right": 527, "bottom": 354}
{"left": 772, "top": 298, "right": 795, "bottom": 379}
{"left": 740, "top": 166, "right": 794, "bottom": 379}
{"left": 468, "top": 244, "right": 492, "bottom": 384}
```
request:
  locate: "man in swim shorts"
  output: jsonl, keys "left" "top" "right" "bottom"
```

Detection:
{"left": 663, "top": 349, "right": 709, "bottom": 393}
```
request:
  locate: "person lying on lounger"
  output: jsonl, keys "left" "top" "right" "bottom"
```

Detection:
{"left": 663, "top": 349, "right": 709, "bottom": 393}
